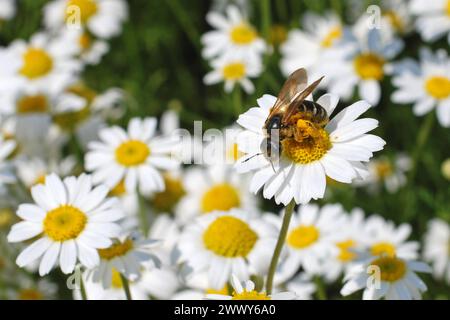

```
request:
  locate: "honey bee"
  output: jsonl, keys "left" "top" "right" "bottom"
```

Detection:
{"left": 262, "top": 68, "right": 327, "bottom": 160}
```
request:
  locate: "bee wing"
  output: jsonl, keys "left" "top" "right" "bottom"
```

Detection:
{"left": 266, "top": 68, "right": 308, "bottom": 122}
{"left": 281, "top": 76, "right": 324, "bottom": 124}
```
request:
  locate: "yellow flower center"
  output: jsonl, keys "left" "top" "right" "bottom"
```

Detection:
{"left": 201, "top": 183, "right": 241, "bottom": 213}
{"left": 230, "top": 23, "right": 258, "bottom": 45}
{"left": 18, "top": 289, "right": 44, "bottom": 300}
{"left": 371, "top": 242, "right": 396, "bottom": 257}
{"left": 321, "top": 26, "right": 342, "bottom": 48}
{"left": 33, "top": 175, "right": 47, "bottom": 187}
{"left": 384, "top": 11, "right": 404, "bottom": 32}
{"left": 287, "top": 225, "right": 320, "bottom": 249}
{"left": 16, "top": 95, "right": 48, "bottom": 114}
{"left": 20, "top": 48, "right": 53, "bottom": 79}
{"left": 43, "top": 205, "right": 87, "bottom": 242}
{"left": 206, "top": 285, "right": 229, "bottom": 295}
{"left": 79, "top": 32, "right": 92, "bottom": 51}
{"left": 370, "top": 256, "right": 406, "bottom": 282}
{"left": 282, "top": 121, "right": 331, "bottom": 164}
{"left": 337, "top": 239, "right": 357, "bottom": 262}
{"left": 222, "top": 62, "right": 246, "bottom": 81}
{"left": 98, "top": 238, "right": 134, "bottom": 260}
{"left": 424, "top": 76, "right": 450, "bottom": 99}
{"left": 109, "top": 179, "right": 126, "bottom": 197}
{"left": 447, "top": 0, "right": 450, "bottom": 17}
{"left": 151, "top": 174, "right": 186, "bottom": 212}
{"left": 353, "top": 53, "right": 385, "bottom": 80}
{"left": 375, "top": 160, "right": 393, "bottom": 179}
{"left": 66, "top": 0, "right": 98, "bottom": 23}
{"left": 115, "top": 140, "right": 150, "bottom": 167}
{"left": 0, "top": 208, "right": 14, "bottom": 228}
{"left": 111, "top": 268, "right": 124, "bottom": 289}
{"left": 203, "top": 216, "right": 258, "bottom": 257}
{"left": 232, "top": 290, "right": 271, "bottom": 300}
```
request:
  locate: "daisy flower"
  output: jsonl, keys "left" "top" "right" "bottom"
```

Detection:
{"left": 341, "top": 256, "right": 431, "bottom": 300}
{"left": 280, "top": 12, "right": 349, "bottom": 80}
{"left": 85, "top": 117, "right": 180, "bottom": 196}
{"left": 380, "top": 0, "right": 414, "bottom": 36}
{"left": 235, "top": 90, "right": 385, "bottom": 205}
{"left": 354, "top": 153, "right": 411, "bottom": 193}
{"left": 0, "top": 32, "right": 82, "bottom": 94}
{"left": 88, "top": 233, "right": 160, "bottom": 289}
{"left": 423, "top": 218, "right": 450, "bottom": 284}
{"left": 140, "top": 267, "right": 181, "bottom": 300}
{"left": 273, "top": 204, "right": 346, "bottom": 281}
{"left": 285, "top": 273, "right": 316, "bottom": 300}
{"left": 177, "top": 209, "right": 277, "bottom": 290}
{"left": 0, "top": 0, "right": 16, "bottom": 22}
{"left": 175, "top": 165, "right": 258, "bottom": 225}
{"left": 204, "top": 54, "right": 262, "bottom": 94}
{"left": 201, "top": 5, "right": 266, "bottom": 60}
{"left": 361, "top": 215, "right": 419, "bottom": 260}
{"left": 207, "top": 274, "right": 296, "bottom": 300}
{"left": 43, "top": 0, "right": 128, "bottom": 39}
{"left": 392, "top": 48, "right": 450, "bottom": 127}
{"left": 410, "top": 0, "right": 450, "bottom": 44}
{"left": 7, "top": 173, "right": 124, "bottom": 276}
{"left": 327, "top": 28, "right": 403, "bottom": 105}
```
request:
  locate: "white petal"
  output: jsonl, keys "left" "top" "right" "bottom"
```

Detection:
{"left": 39, "top": 241, "right": 61, "bottom": 276}
{"left": 16, "top": 237, "right": 52, "bottom": 267}
{"left": 60, "top": 240, "right": 77, "bottom": 274}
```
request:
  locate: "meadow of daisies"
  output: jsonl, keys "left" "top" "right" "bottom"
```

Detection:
{"left": 0, "top": 0, "right": 449, "bottom": 301}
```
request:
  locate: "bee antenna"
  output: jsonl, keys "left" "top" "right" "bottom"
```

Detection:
{"left": 242, "top": 153, "right": 262, "bottom": 163}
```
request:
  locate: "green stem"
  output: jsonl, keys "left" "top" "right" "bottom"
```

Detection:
{"left": 261, "top": 0, "right": 271, "bottom": 41}
{"left": 138, "top": 193, "right": 149, "bottom": 237}
{"left": 120, "top": 273, "right": 133, "bottom": 300}
{"left": 314, "top": 276, "right": 327, "bottom": 300}
{"left": 79, "top": 276, "right": 88, "bottom": 300}
{"left": 69, "top": 132, "right": 84, "bottom": 165}
{"left": 232, "top": 86, "right": 242, "bottom": 116}
{"left": 266, "top": 200, "right": 296, "bottom": 295}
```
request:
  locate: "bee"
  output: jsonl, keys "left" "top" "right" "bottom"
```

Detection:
{"left": 262, "top": 68, "right": 327, "bottom": 160}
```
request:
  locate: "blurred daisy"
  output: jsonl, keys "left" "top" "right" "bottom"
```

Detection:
{"left": 204, "top": 54, "right": 262, "bottom": 94}
{"left": 380, "top": 0, "right": 414, "bottom": 36}
{"left": 140, "top": 267, "right": 181, "bottom": 300}
{"left": 0, "top": 32, "right": 82, "bottom": 93}
{"left": 361, "top": 215, "right": 419, "bottom": 260}
{"left": 177, "top": 209, "right": 277, "bottom": 290}
{"left": 175, "top": 165, "right": 258, "bottom": 225}
{"left": 274, "top": 204, "right": 345, "bottom": 281}
{"left": 89, "top": 233, "right": 160, "bottom": 289}
{"left": 354, "top": 154, "right": 411, "bottom": 193}
{"left": 207, "top": 274, "right": 296, "bottom": 300}
{"left": 7, "top": 173, "right": 124, "bottom": 275}
{"left": 9, "top": 278, "right": 57, "bottom": 300}
{"left": 280, "top": 12, "right": 349, "bottom": 79}
{"left": 410, "top": 0, "right": 450, "bottom": 44}
{"left": 284, "top": 273, "right": 316, "bottom": 300}
{"left": 341, "top": 256, "right": 431, "bottom": 300}
{"left": 85, "top": 117, "right": 180, "bottom": 195}
{"left": 235, "top": 92, "right": 385, "bottom": 205}
{"left": 423, "top": 219, "right": 450, "bottom": 284}
{"left": 0, "top": 0, "right": 16, "bottom": 22}
{"left": 327, "top": 29, "right": 403, "bottom": 105}
{"left": 201, "top": 5, "right": 266, "bottom": 60}
{"left": 392, "top": 48, "right": 450, "bottom": 127}
{"left": 44, "top": 0, "right": 128, "bottom": 39}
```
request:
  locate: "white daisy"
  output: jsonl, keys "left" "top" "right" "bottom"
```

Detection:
{"left": 341, "top": 256, "right": 431, "bottom": 300}
{"left": 423, "top": 218, "right": 450, "bottom": 284}
{"left": 280, "top": 12, "right": 350, "bottom": 80}
{"left": 43, "top": 0, "right": 128, "bottom": 39}
{"left": 380, "top": 0, "right": 414, "bottom": 36}
{"left": 235, "top": 90, "right": 385, "bottom": 205}
{"left": 327, "top": 28, "right": 403, "bottom": 105}
{"left": 88, "top": 233, "right": 160, "bottom": 289}
{"left": 201, "top": 5, "right": 266, "bottom": 60}
{"left": 392, "top": 48, "right": 450, "bottom": 127}
{"left": 0, "top": 0, "right": 16, "bottom": 22}
{"left": 273, "top": 204, "right": 346, "bottom": 281}
{"left": 207, "top": 274, "right": 296, "bottom": 300}
{"left": 175, "top": 165, "right": 258, "bottom": 225}
{"left": 361, "top": 215, "right": 420, "bottom": 260}
{"left": 410, "top": 0, "right": 450, "bottom": 44}
{"left": 7, "top": 173, "right": 124, "bottom": 276}
{"left": 354, "top": 153, "right": 411, "bottom": 193}
{"left": 285, "top": 273, "right": 316, "bottom": 300}
{"left": 204, "top": 54, "right": 262, "bottom": 94}
{"left": 177, "top": 209, "right": 277, "bottom": 290}
{"left": 85, "top": 117, "right": 180, "bottom": 196}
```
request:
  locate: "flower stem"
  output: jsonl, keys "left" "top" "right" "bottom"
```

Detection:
{"left": 266, "top": 199, "right": 296, "bottom": 295}
{"left": 138, "top": 193, "right": 149, "bottom": 237}
{"left": 120, "top": 273, "right": 133, "bottom": 300}
{"left": 260, "top": 0, "right": 271, "bottom": 41}
{"left": 314, "top": 276, "right": 327, "bottom": 300}
{"left": 79, "top": 275, "right": 88, "bottom": 300}
{"left": 232, "top": 86, "right": 242, "bottom": 116}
